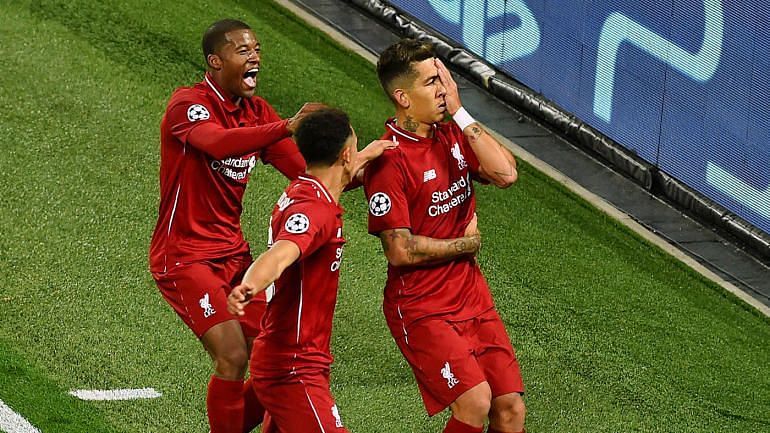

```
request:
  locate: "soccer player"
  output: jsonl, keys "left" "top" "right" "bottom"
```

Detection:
{"left": 227, "top": 108, "right": 395, "bottom": 433}
{"left": 149, "top": 19, "right": 321, "bottom": 433}
{"left": 363, "top": 39, "right": 526, "bottom": 433}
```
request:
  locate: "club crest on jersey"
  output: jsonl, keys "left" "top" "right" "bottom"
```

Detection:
{"left": 441, "top": 362, "right": 460, "bottom": 389}
{"left": 199, "top": 293, "right": 216, "bottom": 318}
{"left": 451, "top": 142, "right": 468, "bottom": 170}
{"left": 285, "top": 213, "right": 310, "bottom": 234}
{"left": 187, "top": 104, "right": 210, "bottom": 122}
{"left": 369, "top": 192, "right": 391, "bottom": 217}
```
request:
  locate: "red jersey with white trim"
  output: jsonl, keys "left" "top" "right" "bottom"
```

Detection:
{"left": 363, "top": 119, "right": 494, "bottom": 336}
{"left": 149, "top": 73, "right": 304, "bottom": 273}
{"left": 250, "top": 175, "right": 345, "bottom": 377}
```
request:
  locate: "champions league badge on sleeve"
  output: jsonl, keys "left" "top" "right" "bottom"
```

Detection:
{"left": 285, "top": 213, "right": 310, "bottom": 234}
{"left": 187, "top": 104, "right": 210, "bottom": 122}
{"left": 369, "top": 192, "right": 391, "bottom": 217}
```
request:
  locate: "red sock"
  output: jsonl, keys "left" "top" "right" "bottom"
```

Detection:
{"left": 207, "top": 376, "right": 244, "bottom": 433}
{"left": 444, "top": 416, "right": 484, "bottom": 433}
{"left": 487, "top": 428, "right": 525, "bottom": 433}
{"left": 241, "top": 376, "right": 264, "bottom": 433}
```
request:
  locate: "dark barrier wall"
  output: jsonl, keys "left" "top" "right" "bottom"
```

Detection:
{"left": 386, "top": 0, "right": 770, "bottom": 236}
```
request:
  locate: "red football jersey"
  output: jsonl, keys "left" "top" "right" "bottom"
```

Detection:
{"left": 250, "top": 175, "right": 345, "bottom": 376}
{"left": 149, "top": 73, "right": 304, "bottom": 273}
{"left": 364, "top": 119, "right": 494, "bottom": 336}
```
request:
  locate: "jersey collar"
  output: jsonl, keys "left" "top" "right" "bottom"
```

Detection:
{"left": 385, "top": 118, "right": 436, "bottom": 145}
{"left": 297, "top": 174, "right": 340, "bottom": 210}
{"left": 204, "top": 72, "right": 243, "bottom": 113}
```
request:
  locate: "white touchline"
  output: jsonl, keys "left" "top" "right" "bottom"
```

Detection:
{"left": 0, "top": 399, "right": 40, "bottom": 433}
{"left": 69, "top": 388, "right": 162, "bottom": 401}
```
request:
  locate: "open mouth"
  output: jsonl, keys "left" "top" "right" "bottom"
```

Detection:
{"left": 243, "top": 67, "right": 259, "bottom": 88}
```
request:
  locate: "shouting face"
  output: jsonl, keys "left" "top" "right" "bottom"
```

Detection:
{"left": 208, "top": 29, "right": 261, "bottom": 99}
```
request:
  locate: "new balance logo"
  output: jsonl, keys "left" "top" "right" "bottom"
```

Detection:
{"left": 441, "top": 362, "right": 460, "bottom": 389}
{"left": 423, "top": 169, "right": 437, "bottom": 182}
{"left": 199, "top": 293, "right": 216, "bottom": 318}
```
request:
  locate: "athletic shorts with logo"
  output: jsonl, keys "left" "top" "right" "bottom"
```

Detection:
{"left": 152, "top": 253, "right": 265, "bottom": 338}
{"left": 251, "top": 371, "right": 348, "bottom": 433}
{"left": 393, "top": 308, "right": 525, "bottom": 416}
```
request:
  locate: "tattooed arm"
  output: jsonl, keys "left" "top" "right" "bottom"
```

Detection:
{"left": 463, "top": 123, "right": 518, "bottom": 188}
{"left": 378, "top": 214, "right": 480, "bottom": 267}
{"left": 435, "top": 59, "right": 518, "bottom": 188}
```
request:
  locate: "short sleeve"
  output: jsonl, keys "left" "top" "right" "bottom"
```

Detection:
{"left": 363, "top": 151, "right": 411, "bottom": 235}
{"left": 273, "top": 199, "right": 334, "bottom": 258}
{"left": 166, "top": 97, "right": 215, "bottom": 144}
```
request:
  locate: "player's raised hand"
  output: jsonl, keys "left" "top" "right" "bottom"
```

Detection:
{"left": 351, "top": 139, "right": 398, "bottom": 183}
{"left": 287, "top": 102, "right": 327, "bottom": 132}
{"left": 360, "top": 139, "right": 399, "bottom": 162}
{"left": 435, "top": 58, "right": 461, "bottom": 115}
{"left": 227, "top": 283, "right": 254, "bottom": 316}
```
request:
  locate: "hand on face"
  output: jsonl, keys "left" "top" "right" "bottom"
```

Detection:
{"left": 435, "top": 58, "right": 462, "bottom": 115}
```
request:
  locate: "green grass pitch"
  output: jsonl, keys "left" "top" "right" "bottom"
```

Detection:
{"left": 0, "top": 0, "right": 768, "bottom": 432}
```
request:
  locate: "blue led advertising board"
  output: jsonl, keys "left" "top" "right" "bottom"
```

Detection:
{"left": 388, "top": 0, "right": 770, "bottom": 235}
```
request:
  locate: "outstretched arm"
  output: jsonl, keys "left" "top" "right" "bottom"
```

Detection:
{"left": 379, "top": 214, "right": 480, "bottom": 267}
{"left": 185, "top": 102, "right": 325, "bottom": 160}
{"left": 227, "top": 240, "right": 301, "bottom": 316}
{"left": 436, "top": 59, "right": 518, "bottom": 188}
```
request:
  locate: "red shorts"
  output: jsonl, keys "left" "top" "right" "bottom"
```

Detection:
{"left": 252, "top": 372, "right": 349, "bottom": 433}
{"left": 393, "top": 309, "right": 525, "bottom": 416}
{"left": 152, "top": 254, "right": 266, "bottom": 338}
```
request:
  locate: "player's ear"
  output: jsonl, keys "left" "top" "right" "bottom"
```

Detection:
{"left": 340, "top": 143, "right": 353, "bottom": 166}
{"left": 207, "top": 54, "right": 223, "bottom": 70}
{"left": 393, "top": 88, "right": 410, "bottom": 109}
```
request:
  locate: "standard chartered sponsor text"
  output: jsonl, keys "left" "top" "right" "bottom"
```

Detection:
{"left": 210, "top": 156, "right": 257, "bottom": 181}
{"left": 428, "top": 174, "right": 471, "bottom": 217}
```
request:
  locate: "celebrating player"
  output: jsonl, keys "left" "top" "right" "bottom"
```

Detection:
{"left": 363, "top": 39, "right": 526, "bottom": 433}
{"left": 149, "top": 19, "right": 321, "bottom": 433}
{"left": 227, "top": 108, "right": 395, "bottom": 433}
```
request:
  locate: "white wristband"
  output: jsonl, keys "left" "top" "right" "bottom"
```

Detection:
{"left": 452, "top": 107, "right": 476, "bottom": 131}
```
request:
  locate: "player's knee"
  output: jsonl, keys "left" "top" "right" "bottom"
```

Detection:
{"left": 490, "top": 394, "right": 526, "bottom": 426}
{"left": 213, "top": 346, "right": 249, "bottom": 378}
{"left": 452, "top": 383, "right": 492, "bottom": 420}
{"left": 467, "top": 394, "right": 492, "bottom": 418}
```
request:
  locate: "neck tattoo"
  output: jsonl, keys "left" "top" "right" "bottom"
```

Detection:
{"left": 402, "top": 116, "right": 419, "bottom": 133}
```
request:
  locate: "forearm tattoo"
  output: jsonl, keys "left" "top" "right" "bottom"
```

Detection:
{"left": 466, "top": 124, "right": 483, "bottom": 144}
{"left": 465, "top": 123, "right": 515, "bottom": 178}
{"left": 382, "top": 229, "right": 479, "bottom": 265}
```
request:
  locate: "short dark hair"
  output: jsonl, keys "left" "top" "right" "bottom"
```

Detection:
{"left": 377, "top": 39, "right": 435, "bottom": 99}
{"left": 202, "top": 19, "right": 251, "bottom": 64}
{"left": 294, "top": 108, "right": 352, "bottom": 167}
